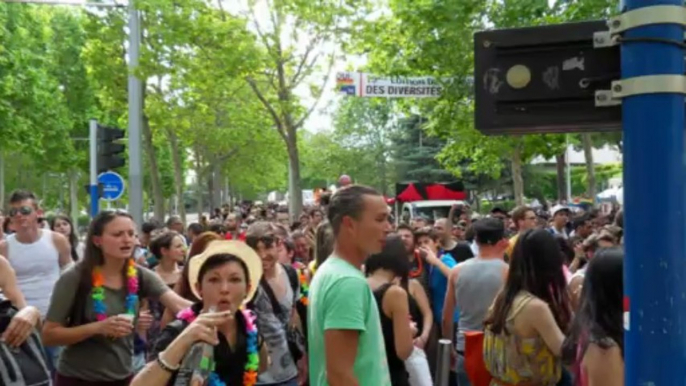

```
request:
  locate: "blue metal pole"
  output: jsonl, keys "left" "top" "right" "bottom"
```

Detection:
{"left": 622, "top": 0, "right": 686, "bottom": 384}
{"left": 89, "top": 184, "right": 99, "bottom": 218}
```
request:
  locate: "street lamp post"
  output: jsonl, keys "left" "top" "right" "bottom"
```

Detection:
{"left": 8, "top": 0, "right": 144, "bottom": 227}
{"left": 127, "top": 4, "right": 143, "bottom": 227}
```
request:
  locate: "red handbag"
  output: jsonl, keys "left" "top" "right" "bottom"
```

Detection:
{"left": 464, "top": 331, "right": 493, "bottom": 386}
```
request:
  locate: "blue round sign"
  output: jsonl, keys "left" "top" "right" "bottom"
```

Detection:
{"left": 98, "top": 171, "right": 126, "bottom": 201}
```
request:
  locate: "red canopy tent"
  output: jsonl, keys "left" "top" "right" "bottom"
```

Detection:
{"left": 395, "top": 182, "right": 467, "bottom": 202}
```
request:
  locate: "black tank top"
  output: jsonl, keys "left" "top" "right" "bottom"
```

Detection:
{"left": 373, "top": 283, "right": 410, "bottom": 386}
{"left": 408, "top": 292, "right": 423, "bottom": 337}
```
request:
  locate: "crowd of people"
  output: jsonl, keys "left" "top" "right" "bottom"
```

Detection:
{"left": 0, "top": 185, "right": 624, "bottom": 386}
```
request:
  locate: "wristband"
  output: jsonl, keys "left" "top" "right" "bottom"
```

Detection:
{"left": 156, "top": 352, "right": 180, "bottom": 372}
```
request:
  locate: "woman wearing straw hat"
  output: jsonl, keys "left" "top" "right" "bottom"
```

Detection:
{"left": 131, "top": 240, "right": 269, "bottom": 386}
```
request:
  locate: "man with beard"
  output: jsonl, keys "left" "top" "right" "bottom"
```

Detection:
{"left": 433, "top": 218, "right": 474, "bottom": 264}
{"left": 224, "top": 213, "right": 246, "bottom": 241}
{"left": 247, "top": 222, "right": 303, "bottom": 386}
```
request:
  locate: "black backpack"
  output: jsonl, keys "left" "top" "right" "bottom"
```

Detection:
{"left": 248, "top": 264, "right": 307, "bottom": 361}
{"left": 0, "top": 301, "right": 51, "bottom": 386}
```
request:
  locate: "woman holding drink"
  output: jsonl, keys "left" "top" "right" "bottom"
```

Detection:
{"left": 131, "top": 240, "right": 269, "bottom": 386}
{"left": 42, "top": 211, "right": 192, "bottom": 386}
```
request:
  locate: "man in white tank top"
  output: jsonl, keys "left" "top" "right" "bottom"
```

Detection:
{"left": 0, "top": 190, "right": 73, "bottom": 316}
{"left": 0, "top": 190, "right": 73, "bottom": 372}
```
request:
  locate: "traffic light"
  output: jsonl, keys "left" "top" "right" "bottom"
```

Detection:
{"left": 97, "top": 125, "right": 125, "bottom": 174}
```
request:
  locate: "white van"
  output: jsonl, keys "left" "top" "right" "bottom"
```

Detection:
{"left": 398, "top": 200, "right": 467, "bottom": 224}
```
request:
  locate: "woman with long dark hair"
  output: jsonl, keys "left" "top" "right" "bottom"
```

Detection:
{"left": 159, "top": 232, "right": 222, "bottom": 328}
{"left": 365, "top": 235, "right": 418, "bottom": 386}
{"left": 483, "top": 229, "right": 572, "bottom": 385}
{"left": 563, "top": 247, "right": 624, "bottom": 386}
{"left": 50, "top": 214, "right": 83, "bottom": 261}
{"left": 143, "top": 231, "right": 187, "bottom": 358}
{"left": 42, "top": 211, "right": 192, "bottom": 386}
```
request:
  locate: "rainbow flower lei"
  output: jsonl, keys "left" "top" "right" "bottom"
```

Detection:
{"left": 176, "top": 307, "right": 259, "bottom": 386}
{"left": 297, "top": 269, "right": 309, "bottom": 306}
{"left": 92, "top": 258, "right": 139, "bottom": 321}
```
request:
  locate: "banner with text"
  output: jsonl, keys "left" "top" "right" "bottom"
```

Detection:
{"left": 336, "top": 72, "right": 444, "bottom": 98}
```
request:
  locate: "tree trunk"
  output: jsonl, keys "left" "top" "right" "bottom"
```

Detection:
{"left": 167, "top": 128, "right": 186, "bottom": 225}
{"left": 214, "top": 166, "right": 226, "bottom": 208}
{"left": 555, "top": 154, "right": 566, "bottom": 201}
{"left": 377, "top": 152, "right": 388, "bottom": 196}
{"left": 69, "top": 169, "right": 79, "bottom": 225}
{"left": 206, "top": 164, "right": 214, "bottom": 212}
{"left": 0, "top": 149, "right": 4, "bottom": 207}
{"left": 582, "top": 133, "right": 596, "bottom": 201}
{"left": 142, "top": 114, "right": 165, "bottom": 221}
{"left": 230, "top": 176, "right": 233, "bottom": 208}
{"left": 285, "top": 127, "right": 303, "bottom": 222}
{"left": 511, "top": 142, "right": 524, "bottom": 206}
{"left": 194, "top": 148, "right": 204, "bottom": 216}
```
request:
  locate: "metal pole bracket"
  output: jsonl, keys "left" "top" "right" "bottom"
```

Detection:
{"left": 608, "top": 5, "right": 686, "bottom": 34}
{"left": 613, "top": 75, "right": 686, "bottom": 98}
{"left": 595, "top": 75, "right": 686, "bottom": 106}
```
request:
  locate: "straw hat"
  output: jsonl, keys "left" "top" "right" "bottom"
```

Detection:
{"left": 187, "top": 240, "right": 263, "bottom": 304}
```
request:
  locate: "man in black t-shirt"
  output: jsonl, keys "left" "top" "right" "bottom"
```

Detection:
{"left": 434, "top": 218, "right": 474, "bottom": 263}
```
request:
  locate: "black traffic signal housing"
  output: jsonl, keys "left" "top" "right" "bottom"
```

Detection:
{"left": 97, "top": 125, "right": 125, "bottom": 174}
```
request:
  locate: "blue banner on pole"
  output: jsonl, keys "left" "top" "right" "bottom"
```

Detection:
{"left": 97, "top": 171, "right": 126, "bottom": 202}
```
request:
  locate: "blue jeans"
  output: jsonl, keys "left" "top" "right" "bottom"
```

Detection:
{"left": 132, "top": 352, "right": 147, "bottom": 374}
{"left": 43, "top": 345, "right": 62, "bottom": 377}
{"left": 455, "top": 353, "right": 471, "bottom": 386}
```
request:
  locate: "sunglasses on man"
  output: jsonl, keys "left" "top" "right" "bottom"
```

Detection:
{"left": 8, "top": 206, "right": 34, "bottom": 217}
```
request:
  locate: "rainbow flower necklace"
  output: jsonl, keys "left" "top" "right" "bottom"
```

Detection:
{"left": 92, "top": 258, "right": 139, "bottom": 321}
{"left": 177, "top": 306, "right": 259, "bottom": 386}
{"left": 298, "top": 269, "right": 309, "bottom": 306}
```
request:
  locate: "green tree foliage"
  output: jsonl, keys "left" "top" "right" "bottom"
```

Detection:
{"left": 391, "top": 115, "right": 453, "bottom": 183}
{"left": 244, "top": 0, "right": 373, "bottom": 218}
{"left": 0, "top": 0, "right": 291, "bottom": 216}
{"left": 353, "top": 0, "right": 622, "bottom": 204}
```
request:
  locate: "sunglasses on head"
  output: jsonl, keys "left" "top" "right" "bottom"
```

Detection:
{"left": 8, "top": 206, "right": 34, "bottom": 217}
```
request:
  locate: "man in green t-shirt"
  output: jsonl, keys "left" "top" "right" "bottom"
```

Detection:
{"left": 307, "top": 185, "right": 393, "bottom": 386}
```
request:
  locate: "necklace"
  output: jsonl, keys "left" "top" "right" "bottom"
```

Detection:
{"left": 177, "top": 307, "right": 259, "bottom": 386}
{"left": 297, "top": 268, "right": 309, "bottom": 306}
{"left": 92, "top": 259, "right": 139, "bottom": 321}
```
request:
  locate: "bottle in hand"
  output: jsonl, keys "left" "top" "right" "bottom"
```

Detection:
{"left": 173, "top": 307, "right": 216, "bottom": 386}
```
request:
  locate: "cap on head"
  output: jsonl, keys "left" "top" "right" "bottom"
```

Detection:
{"left": 551, "top": 205, "right": 570, "bottom": 217}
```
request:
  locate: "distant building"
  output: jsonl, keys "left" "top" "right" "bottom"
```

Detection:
{"left": 531, "top": 145, "right": 622, "bottom": 167}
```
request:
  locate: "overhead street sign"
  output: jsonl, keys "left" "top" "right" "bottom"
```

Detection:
{"left": 97, "top": 171, "right": 125, "bottom": 202}
{"left": 474, "top": 20, "right": 621, "bottom": 135}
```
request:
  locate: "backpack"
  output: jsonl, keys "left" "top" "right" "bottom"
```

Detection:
{"left": 0, "top": 301, "right": 51, "bottom": 386}
{"left": 248, "top": 264, "right": 307, "bottom": 361}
